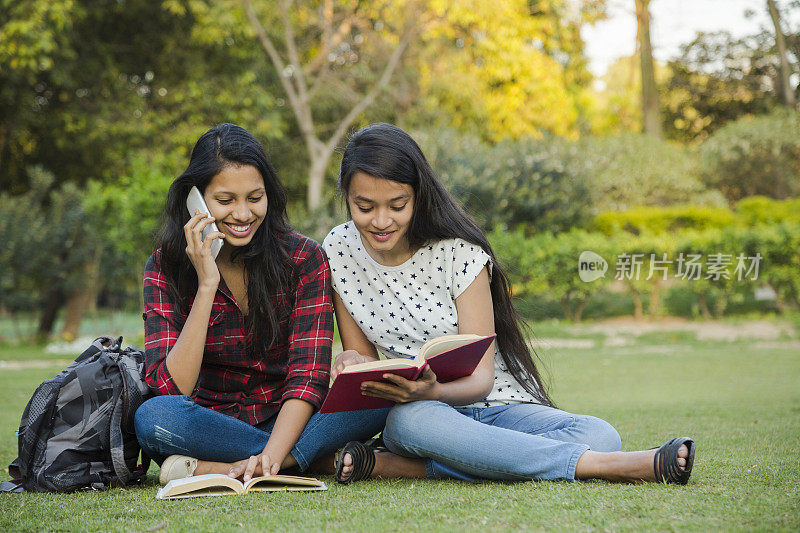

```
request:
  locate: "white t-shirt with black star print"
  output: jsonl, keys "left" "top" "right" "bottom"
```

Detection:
{"left": 323, "top": 221, "right": 539, "bottom": 408}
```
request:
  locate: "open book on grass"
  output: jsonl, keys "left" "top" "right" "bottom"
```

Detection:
{"left": 319, "top": 333, "right": 496, "bottom": 413}
{"left": 155, "top": 474, "right": 327, "bottom": 499}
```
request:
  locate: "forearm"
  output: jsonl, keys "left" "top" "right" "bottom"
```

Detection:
{"left": 264, "top": 399, "right": 315, "bottom": 468}
{"left": 164, "top": 284, "right": 216, "bottom": 395}
{"left": 429, "top": 367, "right": 494, "bottom": 406}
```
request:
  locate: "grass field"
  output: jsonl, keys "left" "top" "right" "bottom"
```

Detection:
{"left": 0, "top": 319, "right": 798, "bottom": 532}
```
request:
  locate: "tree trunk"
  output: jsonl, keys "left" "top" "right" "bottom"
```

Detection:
{"left": 37, "top": 290, "right": 64, "bottom": 338}
{"left": 697, "top": 292, "right": 712, "bottom": 320}
{"left": 713, "top": 294, "right": 727, "bottom": 319}
{"left": 767, "top": 0, "right": 797, "bottom": 107}
{"left": 559, "top": 295, "right": 575, "bottom": 322}
{"left": 630, "top": 286, "right": 643, "bottom": 320}
{"left": 648, "top": 278, "right": 661, "bottom": 318}
{"left": 574, "top": 298, "right": 590, "bottom": 323}
{"left": 307, "top": 148, "right": 332, "bottom": 211}
{"left": 635, "top": 0, "right": 662, "bottom": 137}
{"left": 61, "top": 262, "right": 99, "bottom": 340}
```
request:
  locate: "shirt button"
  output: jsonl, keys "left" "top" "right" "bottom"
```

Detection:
{"left": 232, "top": 405, "right": 240, "bottom": 413}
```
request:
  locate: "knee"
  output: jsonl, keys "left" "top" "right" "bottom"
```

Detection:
{"left": 133, "top": 395, "right": 187, "bottom": 445}
{"left": 383, "top": 400, "right": 442, "bottom": 447}
{"left": 582, "top": 416, "right": 622, "bottom": 452}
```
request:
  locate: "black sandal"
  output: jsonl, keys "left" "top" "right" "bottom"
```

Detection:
{"left": 653, "top": 437, "right": 695, "bottom": 484}
{"left": 334, "top": 441, "right": 376, "bottom": 484}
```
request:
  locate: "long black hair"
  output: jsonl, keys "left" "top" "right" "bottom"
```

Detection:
{"left": 338, "top": 123, "right": 553, "bottom": 406}
{"left": 156, "top": 123, "right": 294, "bottom": 351}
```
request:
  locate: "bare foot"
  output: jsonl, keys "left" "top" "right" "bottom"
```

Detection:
{"left": 337, "top": 448, "right": 427, "bottom": 482}
{"left": 575, "top": 444, "right": 690, "bottom": 482}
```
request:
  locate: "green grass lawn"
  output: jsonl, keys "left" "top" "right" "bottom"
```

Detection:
{"left": 0, "top": 323, "right": 798, "bottom": 532}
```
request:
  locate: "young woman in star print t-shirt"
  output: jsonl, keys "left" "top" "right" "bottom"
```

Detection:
{"left": 323, "top": 123, "right": 695, "bottom": 485}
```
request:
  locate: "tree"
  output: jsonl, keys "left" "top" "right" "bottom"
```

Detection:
{"left": 413, "top": 0, "right": 607, "bottom": 141}
{"left": 699, "top": 109, "right": 800, "bottom": 202}
{"left": 767, "top": 0, "right": 797, "bottom": 107}
{"left": 661, "top": 31, "right": 780, "bottom": 143}
{"left": 238, "top": 0, "right": 419, "bottom": 210}
{"left": 0, "top": 168, "right": 100, "bottom": 338}
{"left": 635, "top": 0, "right": 661, "bottom": 137}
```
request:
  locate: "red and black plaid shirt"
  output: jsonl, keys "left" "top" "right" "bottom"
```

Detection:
{"left": 142, "top": 231, "right": 333, "bottom": 426}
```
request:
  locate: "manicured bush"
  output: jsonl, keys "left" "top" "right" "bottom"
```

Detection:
{"left": 699, "top": 109, "right": 800, "bottom": 202}
{"left": 734, "top": 196, "right": 800, "bottom": 225}
{"left": 593, "top": 205, "right": 735, "bottom": 236}
{"left": 573, "top": 133, "right": 726, "bottom": 211}
{"left": 419, "top": 129, "right": 593, "bottom": 235}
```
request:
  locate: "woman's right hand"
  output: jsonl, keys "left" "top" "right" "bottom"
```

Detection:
{"left": 184, "top": 211, "right": 225, "bottom": 289}
{"left": 331, "top": 350, "right": 374, "bottom": 381}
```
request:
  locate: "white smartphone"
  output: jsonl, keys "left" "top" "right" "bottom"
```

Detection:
{"left": 186, "top": 186, "right": 223, "bottom": 259}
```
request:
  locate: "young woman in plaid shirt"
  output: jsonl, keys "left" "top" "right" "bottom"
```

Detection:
{"left": 134, "top": 124, "right": 391, "bottom": 484}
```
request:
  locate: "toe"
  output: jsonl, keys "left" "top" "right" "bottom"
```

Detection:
{"left": 338, "top": 453, "right": 354, "bottom": 481}
{"left": 678, "top": 444, "right": 688, "bottom": 458}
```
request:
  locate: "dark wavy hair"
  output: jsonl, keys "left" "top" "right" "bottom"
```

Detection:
{"left": 156, "top": 123, "right": 293, "bottom": 351}
{"left": 338, "top": 123, "right": 553, "bottom": 406}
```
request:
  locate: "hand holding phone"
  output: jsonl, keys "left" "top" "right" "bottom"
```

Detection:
{"left": 186, "top": 186, "right": 223, "bottom": 259}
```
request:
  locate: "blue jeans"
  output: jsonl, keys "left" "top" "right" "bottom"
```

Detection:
{"left": 382, "top": 401, "right": 622, "bottom": 481}
{"left": 134, "top": 395, "right": 390, "bottom": 471}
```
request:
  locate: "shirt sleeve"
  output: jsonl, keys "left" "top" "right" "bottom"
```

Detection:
{"left": 142, "top": 253, "right": 186, "bottom": 396}
{"left": 282, "top": 242, "right": 334, "bottom": 410}
{"left": 450, "top": 239, "right": 493, "bottom": 299}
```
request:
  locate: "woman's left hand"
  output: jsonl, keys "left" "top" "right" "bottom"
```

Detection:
{"left": 361, "top": 365, "right": 440, "bottom": 403}
{"left": 228, "top": 448, "right": 282, "bottom": 481}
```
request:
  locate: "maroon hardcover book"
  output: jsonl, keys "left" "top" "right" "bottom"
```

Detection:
{"left": 319, "top": 334, "right": 496, "bottom": 413}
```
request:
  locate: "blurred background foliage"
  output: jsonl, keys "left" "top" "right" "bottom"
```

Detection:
{"left": 1, "top": 0, "right": 799, "bottom": 340}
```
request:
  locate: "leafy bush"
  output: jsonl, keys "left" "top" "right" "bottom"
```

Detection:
{"left": 734, "top": 196, "right": 800, "bottom": 225}
{"left": 0, "top": 167, "right": 101, "bottom": 335}
{"left": 573, "top": 133, "right": 726, "bottom": 211}
{"left": 490, "top": 227, "right": 614, "bottom": 322}
{"left": 699, "top": 109, "right": 800, "bottom": 202}
{"left": 593, "top": 205, "right": 735, "bottom": 235}
{"left": 85, "top": 152, "right": 177, "bottom": 306}
{"left": 419, "top": 129, "right": 593, "bottom": 235}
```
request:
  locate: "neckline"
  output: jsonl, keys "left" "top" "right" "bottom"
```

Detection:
{"left": 349, "top": 223, "right": 422, "bottom": 271}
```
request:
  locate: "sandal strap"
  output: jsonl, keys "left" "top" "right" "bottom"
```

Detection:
{"left": 653, "top": 437, "right": 695, "bottom": 485}
{"left": 335, "top": 441, "right": 376, "bottom": 485}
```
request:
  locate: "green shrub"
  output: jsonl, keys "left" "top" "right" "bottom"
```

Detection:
{"left": 0, "top": 167, "right": 101, "bottom": 333}
{"left": 699, "top": 109, "right": 800, "bottom": 202}
{"left": 594, "top": 205, "right": 735, "bottom": 235}
{"left": 573, "top": 133, "right": 726, "bottom": 211}
{"left": 735, "top": 196, "right": 800, "bottom": 225}
{"left": 490, "top": 227, "right": 614, "bottom": 322}
{"left": 419, "top": 129, "right": 593, "bottom": 235}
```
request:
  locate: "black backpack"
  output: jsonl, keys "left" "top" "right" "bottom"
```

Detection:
{"left": 2, "top": 336, "right": 152, "bottom": 492}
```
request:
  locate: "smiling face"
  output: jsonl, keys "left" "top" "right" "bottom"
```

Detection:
{"left": 203, "top": 164, "right": 268, "bottom": 248}
{"left": 347, "top": 171, "right": 415, "bottom": 266}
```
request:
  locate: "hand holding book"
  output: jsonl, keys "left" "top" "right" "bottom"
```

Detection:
{"left": 331, "top": 350, "right": 378, "bottom": 381}
{"left": 319, "top": 334, "right": 496, "bottom": 413}
{"left": 360, "top": 363, "right": 439, "bottom": 403}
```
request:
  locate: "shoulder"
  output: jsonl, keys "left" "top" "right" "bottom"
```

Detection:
{"left": 451, "top": 238, "right": 489, "bottom": 258}
{"left": 144, "top": 249, "right": 161, "bottom": 271}
{"left": 424, "top": 238, "right": 483, "bottom": 261}
{"left": 281, "top": 231, "right": 324, "bottom": 263}
{"left": 143, "top": 249, "right": 166, "bottom": 285}
{"left": 322, "top": 221, "right": 354, "bottom": 252}
{"left": 281, "top": 231, "right": 330, "bottom": 281}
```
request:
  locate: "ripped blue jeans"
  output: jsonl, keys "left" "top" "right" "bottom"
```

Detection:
{"left": 134, "top": 395, "right": 389, "bottom": 471}
{"left": 383, "top": 401, "right": 622, "bottom": 481}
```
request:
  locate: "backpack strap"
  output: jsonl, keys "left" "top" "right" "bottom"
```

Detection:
{"left": 0, "top": 480, "right": 24, "bottom": 493}
{"left": 109, "top": 382, "right": 134, "bottom": 485}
